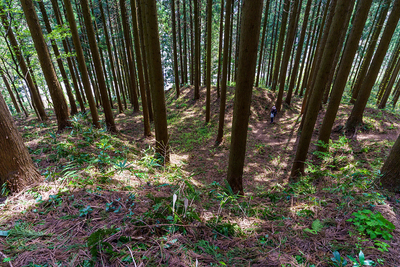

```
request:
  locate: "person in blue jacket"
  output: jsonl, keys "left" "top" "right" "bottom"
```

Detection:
{"left": 270, "top": 106, "right": 277, "bottom": 123}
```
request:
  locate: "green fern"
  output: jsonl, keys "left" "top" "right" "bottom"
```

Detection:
{"left": 304, "top": 219, "right": 323, "bottom": 234}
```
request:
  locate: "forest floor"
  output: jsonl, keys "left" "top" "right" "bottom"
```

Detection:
{"left": 0, "top": 85, "right": 400, "bottom": 267}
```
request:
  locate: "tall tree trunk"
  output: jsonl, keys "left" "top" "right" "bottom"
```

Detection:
{"left": 137, "top": 1, "right": 154, "bottom": 121}
{"left": 194, "top": 0, "right": 200, "bottom": 100}
{"left": 216, "top": 0, "right": 224, "bottom": 98}
{"left": 285, "top": 0, "right": 312, "bottom": 104}
{"left": 206, "top": 0, "right": 212, "bottom": 123}
{"left": 379, "top": 134, "right": 400, "bottom": 192}
{"left": 81, "top": 0, "right": 116, "bottom": 132}
{"left": 171, "top": 0, "right": 180, "bottom": 97}
{"left": 350, "top": 0, "right": 390, "bottom": 103}
{"left": 0, "top": 6, "right": 47, "bottom": 121}
{"left": 290, "top": 0, "right": 355, "bottom": 179}
{"left": 120, "top": 0, "right": 140, "bottom": 112}
{"left": 141, "top": 0, "right": 170, "bottom": 163}
{"left": 1, "top": 72, "right": 21, "bottom": 114}
{"left": 21, "top": 0, "right": 71, "bottom": 131}
{"left": 0, "top": 92, "right": 42, "bottom": 192}
{"left": 255, "top": 0, "right": 270, "bottom": 87}
{"left": 63, "top": 0, "right": 100, "bottom": 128}
{"left": 51, "top": 0, "right": 86, "bottom": 113}
{"left": 379, "top": 56, "right": 400, "bottom": 109}
{"left": 317, "top": 0, "right": 372, "bottom": 152}
{"left": 131, "top": 0, "right": 151, "bottom": 137}
{"left": 216, "top": 0, "right": 232, "bottom": 144}
{"left": 99, "top": 0, "right": 123, "bottom": 114}
{"left": 37, "top": 0, "right": 78, "bottom": 116}
{"left": 271, "top": 0, "right": 290, "bottom": 92}
{"left": 177, "top": 0, "right": 184, "bottom": 86}
{"left": 346, "top": 0, "right": 400, "bottom": 134}
{"left": 276, "top": 0, "right": 301, "bottom": 111}
{"left": 183, "top": 0, "right": 188, "bottom": 84}
{"left": 227, "top": 0, "right": 263, "bottom": 195}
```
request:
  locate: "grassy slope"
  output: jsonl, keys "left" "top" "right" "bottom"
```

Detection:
{"left": 0, "top": 86, "right": 399, "bottom": 267}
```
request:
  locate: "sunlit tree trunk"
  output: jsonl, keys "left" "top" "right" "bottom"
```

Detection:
{"left": 141, "top": 0, "right": 170, "bottom": 163}
{"left": 37, "top": 0, "right": 78, "bottom": 116}
{"left": 227, "top": 0, "right": 263, "bottom": 195}
{"left": 137, "top": 2, "right": 154, "bottom": 121}
{"left": 0, "top": 92, "right": 41, "bottom": 192}
{"left": 63, "top": 0, "right": 99, "bottom": 128}
{"left": 21, "top": 0, "right": 71, "bottom": 131}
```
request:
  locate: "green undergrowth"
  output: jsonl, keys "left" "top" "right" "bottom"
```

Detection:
{"left": 0, "top": 88, "right": 399, "bottom": 266}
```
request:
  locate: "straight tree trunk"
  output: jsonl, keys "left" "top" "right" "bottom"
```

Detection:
{"left": 216, "top": 0, "right": 224, "bottom": 98}
{"left": 285, "top": 0, "right": 312, "bottom": 104}
{"left": 171, "top": 0, "right": 180, "bottom": 97}
{"left": 177, "top": 0, "right": 184, "bottom": 86}
{"left": 346, "top": 0, "right": 400, "bottom": 134}
{"left": 227, "top": 0, "right": 263, "bottom": 195}
{"left": 131, "top": 0, "right": 151, "bottom": 136}
{"left": 317, "top": 0, "right": 372, "bottom": 152}
{"left": 379, "top": 56, "right": 400, "bottom": 109}
{"left": 37, "top": 0, "right": 78, "bottom": 116}
{"left": 275, "top": 0, "right": 301, "bottom": 111}
{"left": 271, "top": 0, "right": 290, "bottom": 92}
{"left": 1, "top": 72, "right": 21, "bottom": 113}
{"left": 63, "top": 0, "right": 100, "bottom": 128}
{"left": 194, "top": 0, "right": 200, "bottom": 100}
{"left": 255, "top": 0, "right": 270, "bottom": 87}
{"left": 120, "top": 0, "right": 140, "bottom": 112}
{"left": 290, "top": 0, "right": 355, "bottom": 179}
{"left": 0, "top": 92, "right": 42, "bottom": 192}
{"left": 351, "top": 0, "right": 390, "bottom": 103}
{"left": 50, "top": 0, "right": 86, "bottom": 113}
{"left": 81, "top": 0, "right": 116, "bottom": 132}
{"left": 99, "top": 0, "right": 123, "bottom": 113}
{"left": 183, "top": 0, "right": 188, "bottom": 83}
{"left": 216, "top": 0, "right": 232, "bottom": 144}
{"left": 137, "top": 1, "right": 154, "bottom": 121}
{"left": 141, "top": 0, "right": 170, "bottom": 163}
{"left": 21, "top": 0, "right": 71, "bottom": 131}
{"left": 379, "top": 134, "right": 400, "bottom": 192}
{"left": 206, "top": 0, "right": 212, "bottom": 123}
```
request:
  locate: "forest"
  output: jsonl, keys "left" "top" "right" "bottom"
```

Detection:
{"left": 0, "top": 0, "right": 400, "bottom": 265}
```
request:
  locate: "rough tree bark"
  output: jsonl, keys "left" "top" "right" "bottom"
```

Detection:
{"left": 20, "top": 0, "right": 71, "bottom": 131}
{"left": 0, "top": 92, "right": 42, "bottom": 192}
{"left": 227, "top": 0, "right": 263, "bottom": 195}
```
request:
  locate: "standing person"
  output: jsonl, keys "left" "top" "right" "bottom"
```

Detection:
{"left": 270, "top": 106, "right": 277, "bottom": 123}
